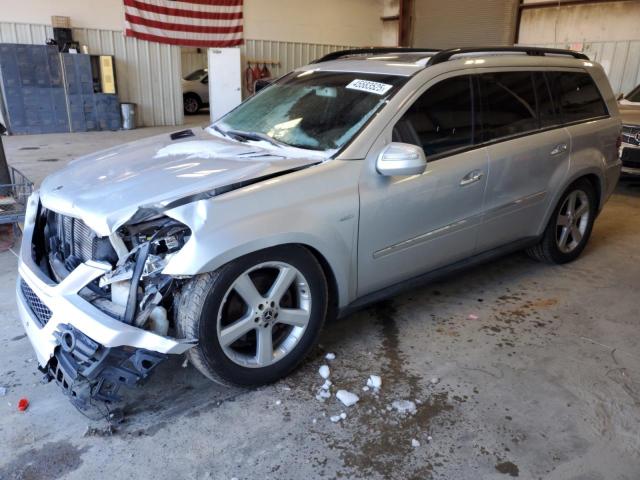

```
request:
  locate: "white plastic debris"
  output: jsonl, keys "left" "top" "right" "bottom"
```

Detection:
{"left": 319, "top": 365, "right": 330, "bottom": 379}
{"left": 181, "top": 357, "right": 189, "bottom": 368}
{"left": 411, "top": 439, "right": 421, "bottom": 448}
{"left": 336, "top": 390, "right": 359, "bottom": 407}
{"left": 367, "top": 375, "right": 382, "bottom": 390}
{"left": 275, "top": 400, "right": 281, "bottom": 406}
{"left": 312, "top": 418, "right": 317, "bottom": 424}
{"left": 391, "top": 399, "right": 417, "bottom": 415}
{"left": 330, "top": 414, "right": 342, "bottom": 423}
{"left": 362, "top": 386, "right": 370, "bottom": 392}
{"left": 321, "top": 380, "right": 332, "bottom": 390}
{"left": 340, "top": 412, "right": 347, "bottom": 420}
{"left": 427, "top": 435, "right": 433, "bottom": 442}
{"left": 325, "top": 352, "right": 336, "bottom": 361}
{"left": 430, "top": 377, "right": 439, "bottom": 385}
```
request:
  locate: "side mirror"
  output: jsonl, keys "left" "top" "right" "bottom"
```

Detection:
{"left": 377, "top": 142, "right": 427, "bottom": 176}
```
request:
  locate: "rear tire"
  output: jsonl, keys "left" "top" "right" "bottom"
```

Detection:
{"left": 526, "top": 179, "right": 596, "bottom": 264}
{"left": 176, "top": 245, "right": 328, "bottom": 387}
{"left": 183, "top": 93, "right": 201, "bottom": 115}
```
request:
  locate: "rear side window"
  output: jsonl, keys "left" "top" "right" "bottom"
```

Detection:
{"left": 392, "top": 75, "right": 474, "bottom": 156}
{"left": 548, "top": 71, "right": 608, "bottom": 122}
{"left": 477, "top": 72, "right": 538, "bottom": 141}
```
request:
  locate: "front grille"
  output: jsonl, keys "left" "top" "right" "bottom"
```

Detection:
{"left": 622, "top": 124, "right": 640, "bottom": 147}
{"left": 20, "top": 278, "right": 53, "bottom": 327}
{"left": 621, "top": 147, "right": 640, "bottom": 169}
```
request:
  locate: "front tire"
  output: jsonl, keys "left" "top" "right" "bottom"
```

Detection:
{"left": 526, "top": 179, "right": 596, "bottom": 264}
{"left": 176, "top": 246, "right": 328, "bottom": 386}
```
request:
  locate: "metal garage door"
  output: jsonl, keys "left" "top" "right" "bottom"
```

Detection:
{"left": 412, "top": 0, "right": 519, "bottom": 49}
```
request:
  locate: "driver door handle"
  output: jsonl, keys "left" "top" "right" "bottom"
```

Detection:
{"left": 460, "top": 170, "right": 484, "bottom": 186}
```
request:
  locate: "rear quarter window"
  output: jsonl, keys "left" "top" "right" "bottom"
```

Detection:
{"left": 547, "top": 71, "right": 608, "bottom": 123}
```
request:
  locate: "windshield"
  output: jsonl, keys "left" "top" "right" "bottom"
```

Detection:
{"left": 184, "top": 68, "right": 207, "bottom": 81}
{"left": 217, "top": 70, "right": 407, "bottom": 152}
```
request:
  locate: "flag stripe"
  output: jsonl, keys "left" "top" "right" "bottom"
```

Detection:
{"left": 123, "top": 0, "right": 243, "bottom": 20}
{"left": 125, "top": 23, "right": 242, "bottom": 41}
{"left": 124, "top": 6, "right": 242, "bottom": 27}
{"left": 125, "top": 13, "right": 242, "bottom": 33}
{"left": 173, "top": 0, "right": 242, "bottom": 6}
{"left": 125, "top": 29, "right": 243, "bottom": 47}
{"left": 130, "top": 0, "right": 242, "bottom": 13}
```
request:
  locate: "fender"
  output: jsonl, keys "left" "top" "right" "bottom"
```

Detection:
{"left": 161, "top": 160, "right": 363, "bottom": 308}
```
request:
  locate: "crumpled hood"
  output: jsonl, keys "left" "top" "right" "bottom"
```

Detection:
{"left": 39, "top": 128, "right": 320, "bottom": 236}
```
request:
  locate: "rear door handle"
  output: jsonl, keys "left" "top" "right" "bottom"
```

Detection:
{"left": 460, "top": 170, "right": 484, "bottom": 186}
{"left": 550, "top": 143, "right": 568, "bottom": 156}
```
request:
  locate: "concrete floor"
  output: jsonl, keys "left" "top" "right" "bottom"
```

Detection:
{"left": 1, "top": 126, "right": 639, "bottom": 479}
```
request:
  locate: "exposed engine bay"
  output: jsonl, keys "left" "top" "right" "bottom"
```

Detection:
{"left": 30, "top": 207, "right": 193, "bottom": 409}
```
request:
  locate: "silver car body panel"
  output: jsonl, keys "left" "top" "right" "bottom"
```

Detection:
{"left": 18, "top": 52, "right": 621, "bottom": 368}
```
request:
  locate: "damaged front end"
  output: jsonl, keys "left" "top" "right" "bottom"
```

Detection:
{"left": 28, "top": 206, "right": 194, "bottom": 409}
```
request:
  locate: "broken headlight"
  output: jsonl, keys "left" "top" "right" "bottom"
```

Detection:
{"left": 93, "top": 217, "right": 191, "bottom": 334}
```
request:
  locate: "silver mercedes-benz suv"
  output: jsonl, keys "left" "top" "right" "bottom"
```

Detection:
{"left": 16, "top": 46, "right": 621, "bottom": 408}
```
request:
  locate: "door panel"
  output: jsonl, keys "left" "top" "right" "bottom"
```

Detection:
{"left": 475, "top": 71, "right": 570, "bottom": 251}
{"left": 477, "top": 129, "right": 570, "bottom": 251}
{"left": 357, "top": 74, "right": 487, "bottom": 297}
{"left": 358, "top": 147, "right": 489, "bottom": 296}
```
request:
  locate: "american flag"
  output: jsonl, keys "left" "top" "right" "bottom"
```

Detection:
{"left": 124, "top": 0, "right": 243, "bottom": 47}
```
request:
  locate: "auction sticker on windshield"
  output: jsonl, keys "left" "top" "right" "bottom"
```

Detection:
{"left": 346, "top": 79, "right": 393, "bottom": 95}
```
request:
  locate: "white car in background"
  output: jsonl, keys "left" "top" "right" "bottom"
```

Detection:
{"left": 182, "top": 68, "right": 209, "bottom": 115}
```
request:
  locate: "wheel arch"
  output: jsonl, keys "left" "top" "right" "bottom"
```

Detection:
{"left": 165, "top": 230, "right": 353, "bottom": 310}
{"left": 538, "top": 169, "right": 604, "bottom": 236}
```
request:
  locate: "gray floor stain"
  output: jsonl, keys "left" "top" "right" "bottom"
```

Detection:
{"left": 0, "top": 441, "right": 89, "bottom": 480}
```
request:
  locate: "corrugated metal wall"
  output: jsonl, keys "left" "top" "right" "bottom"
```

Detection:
{"left": 528, "top": 41, "right": 640, "bottom": 96}
{"left": 182, "top": 39, "right": 354, "bottom": 96}
{"left": 412, "top": 0, "right": 519, "bottom": 49}
{"left": 0, "top": 21, "right": 183, "bottom": 127}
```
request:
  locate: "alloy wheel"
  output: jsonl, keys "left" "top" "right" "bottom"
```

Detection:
{"left": 216, "top": 261, "right": 311, "bottom": 368}
{"left": 184, "top": 97, "right": 199, "bottom": 114}
{"left": 556, "top": 190, "right": 590, "bottom": 253}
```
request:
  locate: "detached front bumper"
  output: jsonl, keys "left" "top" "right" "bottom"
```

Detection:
{"left": 16, "top": 193, "right": 195, "bottom": 404}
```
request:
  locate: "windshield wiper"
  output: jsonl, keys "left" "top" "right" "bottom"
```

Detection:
{"left": 211, "top": 124, "right": 232, "bottom": 139}
{"left": 224, "top": 128, "right": 285, "bottom": 148}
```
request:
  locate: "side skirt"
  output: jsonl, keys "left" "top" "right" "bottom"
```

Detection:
{"left": 337, "top": 236, "right": 540, "bottom": 319}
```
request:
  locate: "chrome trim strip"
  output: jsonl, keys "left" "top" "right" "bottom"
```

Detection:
{"left": 482, "top": 190, "right": 547, "bottom": 222}
{"left": 373, "top": 218, "right": 475, "bottom": 259}
{"left": 373, "top": 190, "right": 546, "bottom": 260}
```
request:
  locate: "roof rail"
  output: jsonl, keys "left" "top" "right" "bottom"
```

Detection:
{"left": 426, "top": 46, "right": 589, "bottom": 66}
{"left": 312, "top": 47, "right": 441, "bottom": 64}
